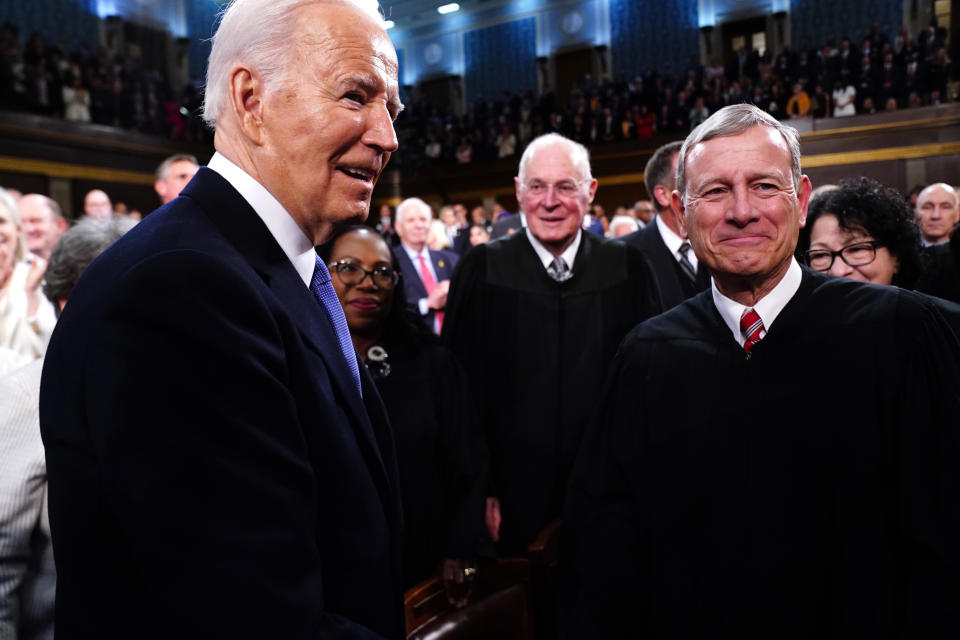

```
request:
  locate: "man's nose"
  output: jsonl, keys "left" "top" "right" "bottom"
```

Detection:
{"left": 725, "top": 184, "right": 756, "bottom": 225}
{"left": 363, "top": 103, "right": 399, "bottom": 153}
{"left": 828, "top": 254, "right": 853, "bottom": 278}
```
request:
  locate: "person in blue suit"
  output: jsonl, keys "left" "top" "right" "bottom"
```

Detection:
{"left": 392, "top": 197, "right": 458, "bottom": 334}
{"left": 38, "top": 0, "right": 405, "bottom": 638}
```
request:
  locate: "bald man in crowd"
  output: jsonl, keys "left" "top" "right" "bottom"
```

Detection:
{"left": 19, "top": 194, "right": 68, "bottom": 261}
{"left": 915, "top": 182, "right": 959, "bottom": 246}
{"left": 154, "top": 153, "right": 200, "bottom": 205}
{"left": 82, "top": 189, "right": 112, "bottom": 220}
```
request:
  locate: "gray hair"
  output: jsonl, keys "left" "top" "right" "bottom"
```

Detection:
{"left": 676, "top": 103, "right": 802, "bottom": 199}
{"left": 609, "top": 215, "right": 639, "bottom": 235}
{"left": 156, "top": 153, "right": 200, "bottom": 181}
{"left": 0, "top": 187, "right": 24, "bottom": 263}
{"left": 43, "top": 217, "right": 136, "bottom": 304}
{"left": 203, "top": 0, "right": 384, "bottom": 127}
{"left": 395, "top": 197, "right": 432, "bottom": 225}
{"left": 517, "top": 133, "right": 593, "bottom": 186}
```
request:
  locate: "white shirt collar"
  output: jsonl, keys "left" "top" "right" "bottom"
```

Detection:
{"left": 655, "top": 213, "right": 698, "bottom": 270}
{"left": 525, "top": 227, "right": 582, "bottom": 272}
{"left": 712, "top": 258, "right": 803, "bottom": 347}
{"left": 207, "top": 152, "right": 316, "bottom": 287}
{"left": 401, "top": 242, "right": 429, "bottom": 262}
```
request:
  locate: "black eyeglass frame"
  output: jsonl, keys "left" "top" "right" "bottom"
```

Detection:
{"left": 805, "top": 240, "right": 884, "bottom": 272}
{"left": 328, "top": 260, "right": 399, "bottom": 289}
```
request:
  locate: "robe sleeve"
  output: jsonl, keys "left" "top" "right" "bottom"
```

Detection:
{"left": 562, "top": 330, "right": 651, "bottom": 639}
{"left": 896, "top": 292, "right": 960, "bottom": 635}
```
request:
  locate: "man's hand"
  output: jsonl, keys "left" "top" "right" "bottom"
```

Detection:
{"left": 24, "top": 256, "right": 47, "bottom": 317}
{"left": 441, "top": 557, "right": 478, "bottom": 608}
{"left": 485, "top": 497, "right": 501, "bottom": 542}
{"left": 426, "top": 280, "right": 450, "bottom": 310}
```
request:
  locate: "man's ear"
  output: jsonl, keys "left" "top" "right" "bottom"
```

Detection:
{"left": 671, "top": 190, "right": 687, "bottom": 237}
{"left": 653, "top": 183, "right": 672, "bottom": 210}
{"left": 153, "top": 180, "right": 167, "bottom": 201}
{"left": 229, "top": 65, "right": 265, "bottom": 145}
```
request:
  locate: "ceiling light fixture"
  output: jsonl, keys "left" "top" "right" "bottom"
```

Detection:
{"left": 437, "top": 3, "right": 460, "bottom": 14}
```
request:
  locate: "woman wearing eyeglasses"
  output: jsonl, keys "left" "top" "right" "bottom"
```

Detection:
{"left": 317, "top": 226, "right": 490, "bottom": 599}
{"left": 799, "top": 177, "right": 924, "bottom": 287}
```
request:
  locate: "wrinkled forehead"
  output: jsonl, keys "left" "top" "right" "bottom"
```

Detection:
{"left": 293, "top": 2, "right": 398, "bottom": 76}
{"left": 919, "top": 186, "right": 958, "bottom": 208}
{"left": 525, "top": 144, "right": 586, "bottom": 182}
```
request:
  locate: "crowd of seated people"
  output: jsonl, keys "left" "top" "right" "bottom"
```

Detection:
{"left": 0, "top": 22, "right": 209, "bottom": 142}
{"left": 396, "top": 21, "right": 952, "bottom": 169}
{"left": 0, "top": 18, "right": 952, "bottom": 166}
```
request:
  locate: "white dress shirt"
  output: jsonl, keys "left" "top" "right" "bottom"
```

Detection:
{"left": 656, "top": 214, "right": 698, "bottom": 272}
{"left": 526, "top": 227, "right": 582, "bottom": 273}
{"left": 712, "top": 258, "right": 803, "bottom": 347}
{"left": 402, "top": 243, "right": 441, "bottom": 319}
{"left": 207, "top": 152, "right": 315, "bottom": 287}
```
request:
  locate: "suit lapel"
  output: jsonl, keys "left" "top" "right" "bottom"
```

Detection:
{"left": 182, "top": 169, "right": 391, "bottom": 500}
{"left": 647, "top": 223, "right": 686, "bottom": 307}
{"left": 394, "top": 245, "right": 428, "bottom": 298}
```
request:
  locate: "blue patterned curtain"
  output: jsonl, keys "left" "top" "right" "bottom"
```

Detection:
{"left": 790, "top": 0, "right": 901, "bottom": 49}
{"left": 464, "top": 17, "right": 537, "bottom": 105}
{"left": 609, "top": 0, "right": 699, "bottom": 80}
{"left": 184, "top": 0, "right": 223, "bottom": 82}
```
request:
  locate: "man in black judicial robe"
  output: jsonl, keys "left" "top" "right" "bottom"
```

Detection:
{"left": 443, "top": 133, "right": 662, "bottom": 556}
{"left": 620, "top": 140, "right": 709, "bottom": 310}
{"left": 565, "top": 104, "right": 960, "bottom": 638}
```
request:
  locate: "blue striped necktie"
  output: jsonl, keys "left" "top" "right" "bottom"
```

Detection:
{"left": 310, "top": 254, "right": 362, "bottom": 397}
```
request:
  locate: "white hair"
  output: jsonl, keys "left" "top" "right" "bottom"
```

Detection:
{"left": 0, "top": 187, "right": 25, "bottom": 262}
{"left": 517, "top": 133, "right": 593, "bottom": 185}
{"left": 609, "top": 215, "right": 639, "bottom": 236}
{"left": 203, "top": 0, "right": 384, "bottom": 127}
{"left": 395, "top": 197, "right": 432, "bottom": 225}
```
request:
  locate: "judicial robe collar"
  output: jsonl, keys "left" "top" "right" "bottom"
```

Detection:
{"left": 525, "top": 226, "right": 583, "bottom": 273}
{"left": 712, "top": 257, "right": 803, "bottom": 348}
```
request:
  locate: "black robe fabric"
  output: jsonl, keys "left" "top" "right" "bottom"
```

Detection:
{"left": 565, "top": 268, "right": 960, "bottom": 638}
{"left": 443, "top": 230, "right": 662, "bottom": 555}
{"left": 373, "top": 340, "right": 491, "bottom": 589}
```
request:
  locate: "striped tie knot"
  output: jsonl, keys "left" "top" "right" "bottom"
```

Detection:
{"left": 739, "top": 307, "right": 764, "bottom": 355}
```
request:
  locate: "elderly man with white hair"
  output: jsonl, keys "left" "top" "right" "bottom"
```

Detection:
{"left": 443, "top": 132, "right": 662, "bottom": 556}
{"left": 392, "top": 197, "right": 458, "bottom": 334}
{"left": 915, "top": 182, "right": 959, "bottom": 246}
{"left": 39, "top": 0, "right": 404, "bottom": 637}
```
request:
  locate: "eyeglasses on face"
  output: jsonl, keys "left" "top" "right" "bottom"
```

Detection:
{"left": 328, "top": 260, "right": 399, "bottom": 289}
{"left": 522, "top": 180, "right": 584, "bottom": 198}
{"left": 805, "top": 240, "right": 883, "bottom": 271}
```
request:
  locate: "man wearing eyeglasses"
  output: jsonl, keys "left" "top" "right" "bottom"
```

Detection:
{"left": 392, "top": 197, "right": 458, "bottom": 334}
{"left": 443, "top": 132, "right": 662, "bottom": 556}
{"left": 565, "top": 103, "right": 960, "bottom": 638}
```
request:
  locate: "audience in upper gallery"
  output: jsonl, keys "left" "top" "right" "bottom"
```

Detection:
{"left": 0, "top": 215, "right": 134, "bottom": 640}
{"left": 318, "top": 226, "right": 490, "bottom": 593}
{"left": 0, "top": 188, "right": 56, "bottom": 374}
{"left": 0, "top": 22, "right": 209, "bottom": 143}
{"left": 393, "top": 21, "right": 953, "bottom": 169}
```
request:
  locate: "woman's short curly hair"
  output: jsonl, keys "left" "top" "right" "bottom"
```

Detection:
{"left": 799, "top": 176, "right": 924, "bottom": 288}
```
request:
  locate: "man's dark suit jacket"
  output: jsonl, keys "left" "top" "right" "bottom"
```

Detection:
{"left": 393, "top": 244, "right": 458, "bottom": 330}
{"left": 39, "top": 168, "right": 403, "bottom": 639}
{"left": 490, "top": 214, "right": 522, "bottom": 239}
{"left": 620, "top": 216, "right": 710, "bottom": 310}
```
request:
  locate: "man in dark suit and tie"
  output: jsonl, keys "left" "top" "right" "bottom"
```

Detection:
{"left": 39, "top": 1, "right": 404, "bottom": 638}
{"left": 620, "top": 140, "right": 710, "bottom": 309}
{"left": 392, "top": 197, "right": 458, "bottom": 334}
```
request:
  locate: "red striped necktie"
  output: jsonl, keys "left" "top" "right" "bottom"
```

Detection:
{"left": 739, "top": 308, "right": 764, "bottom": 355}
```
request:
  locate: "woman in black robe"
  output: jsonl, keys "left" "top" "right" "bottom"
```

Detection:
{"left": 318, "top": 226, "right": 491, "bottom": 592}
